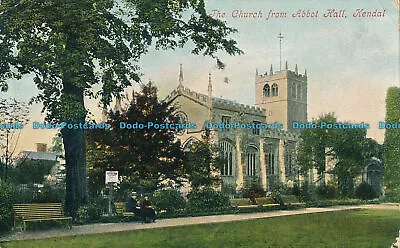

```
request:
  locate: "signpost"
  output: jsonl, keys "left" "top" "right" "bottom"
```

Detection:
{"left": 105, "top": 171, "right": 118, "bottom": 216}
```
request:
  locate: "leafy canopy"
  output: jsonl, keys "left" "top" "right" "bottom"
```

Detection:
{"left": 87, "top": 82, "right": 184, "bottom": 193}
{"left": 0, "top": 0, "right": 242, "bottom": 120}
{"left": 297, "top": 113, "right": 381, "bottom": 196}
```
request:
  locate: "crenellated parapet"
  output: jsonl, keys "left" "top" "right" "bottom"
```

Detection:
{"left": 256, "top": 68, "right": 307, "bottom": 83}
{"left": 212, "top": 98, "right": 265, "bottom": 116}
{"left": 165, "top": 85, "right": 266, "bottom": 116}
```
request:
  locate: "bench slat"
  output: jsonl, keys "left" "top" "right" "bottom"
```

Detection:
{"left": 12, "top": 203, "right": 72, "bottom": 230}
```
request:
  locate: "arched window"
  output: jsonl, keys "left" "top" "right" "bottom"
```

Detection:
{"left": 220, "top": 141, "right": 234, "bottom": 176}
{"left": 263, "top": 84, "right": 270, "bottom": 97}
{"left": 265, "top": 151, "right": 276, "bottom": 175}
{"left": 297, "top": 84, "right": 301, "bottom": 100}
{"left": 247, "top": 147, "right": 258, "bottom": 177}
{"left": 272, "top": 83, "right": 278, "bottom": 96}
{"left": 182, "top": 136, "right": 200, "bottom": 152}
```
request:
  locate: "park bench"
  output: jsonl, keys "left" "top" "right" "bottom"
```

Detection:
{"left": 13, "top": 203, "right": 72, "bottom": 230}
{"left": 114, "top": 202, "right": 134, "bottom": 217}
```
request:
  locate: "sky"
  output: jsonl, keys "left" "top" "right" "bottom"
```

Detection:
{"left": 1, "top": 0, "right": 399, "bottom": 153}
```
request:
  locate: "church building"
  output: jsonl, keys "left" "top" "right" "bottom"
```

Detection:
{"left": 165, "top": 63, "right": 308, "bottom": 191}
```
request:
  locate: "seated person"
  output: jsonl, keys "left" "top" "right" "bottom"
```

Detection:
{"left": 140, "top": 196, "right": 151, "bottom": 209}
{"left": 126, "top": 192, "right": 138, "bottom": 212}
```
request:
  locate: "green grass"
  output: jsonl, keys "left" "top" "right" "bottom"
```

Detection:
{"left": 2, "top": 210, "right": 399, "bottom": 248}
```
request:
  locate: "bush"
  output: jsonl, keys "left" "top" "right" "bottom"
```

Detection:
{"left": 355, "top": 182, "right": 377, "bottom": 200}
{"left": 291, "top": 183, "right": 301, "bottom": 196}
{"left": 150, "top": 189, "right": 186, "bottom": 215}
{"left": 270, "top": 190, "right": 284, "bottom": 206}
{"left": 221, "top": 183, "right": 237, "bottom": 197}
{"left": 187, "top": 188, "right": 230, "bottom": 213}
{"left": 77, "top": 202, "right": 104, "bottom": 224}
{"left": 298, "top": 183, "right": 315, "bottom": 203}
{"left": 383, "top": 188, "right": 400, "bottom": 202}
{"left": 8, "top": 183, "right": 66, "bottom": 204}
{"left": 33, "top": 184, "right": 66, "bottom": 203}
{"left": 243, "top": 181, "right": 265, "bottom": 204}
{"left": 316, "top": 184, "right": 337, "bottom": 200}
{"left": 0, "top": 181, "right": 13, "bottom": 233}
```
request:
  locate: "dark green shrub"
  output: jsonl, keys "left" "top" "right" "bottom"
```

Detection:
{"left": 221, "top": 183, "right": 237, "bottom": 197}
{"left": 187, "top": 188, "right": 230, "bottom": 213}
{"left": 355, "top": 182, "right": 377, "bottom": 200}
{"left": 298, "top": 183, "right": 315, "bottom": 202}
{"left": 270, "top": 190, "right": 284, "bottom": 206}
{"left": 0, "top": 181, "right": 13, "bottom": 233}
{"left": 291, "top": 183, "right": 301, "bottom": 196}
{"left": 33, "top": 184, "right": 66, "bottom": 203}
{"left": 243, "top": 181, "right": 265, "bottom": 204}
{"left": 316, "top": 184, "right": 337, "bottom": 200}
{"left": 150, "top": 189, "right": 186, "bottom": 215}
{"left": 77, "top": 202, "right": 104, "bottom": 224}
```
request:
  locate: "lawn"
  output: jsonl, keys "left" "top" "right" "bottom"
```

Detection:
{"left": 2, "top": 209, "right": 399, "bottom": 248}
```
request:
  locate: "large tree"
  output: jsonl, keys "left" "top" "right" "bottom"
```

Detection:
{"left": 183, "top": 130, "right": 222, "bottom": 189}
{"left": 87, "top": 82, "right": 185, "bottom": 194}
{"left": 383, "top": 87, "right": 400, "bottom": 200}
{"left": 0, "top": 0, "right": 242, "bottom": 216}
{"left": 297, "top": 113, "right": 380, "bottom": 196}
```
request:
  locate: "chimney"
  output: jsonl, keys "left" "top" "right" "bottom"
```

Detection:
{"left": 36, "top": 143, "right": 47, "bottom": 152}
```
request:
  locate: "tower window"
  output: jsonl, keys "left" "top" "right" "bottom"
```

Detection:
{"left": 222, "top": 116, "right": 231, "bottom": 132}
{"left": 291, "top": 83, "right": 296, "bottom": 98}
{"left": 297, "top": 84, "right": 301, "bottom": 100}
{"left": 263, "top": 84, "right": 270, "bottom": 97}
{"left": 252, "top": 121, "right": 261, "bottom": 135}
{"left": 272, "top": 83, "right": 278, "bottom": 96}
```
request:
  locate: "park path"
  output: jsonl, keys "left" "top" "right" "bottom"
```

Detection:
{"left": 0, "top": 204, "right": 398, "bottom": 242}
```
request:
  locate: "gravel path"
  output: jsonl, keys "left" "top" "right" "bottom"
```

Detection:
{"left": 0, "top": 204, "right": 398, "bottom": 242}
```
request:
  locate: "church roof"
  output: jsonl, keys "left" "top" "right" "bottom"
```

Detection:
{"left": 165, "top": 86, "right": 265, "bottom": 116}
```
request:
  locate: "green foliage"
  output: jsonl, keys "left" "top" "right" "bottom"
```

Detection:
{"left": 150, "top": 189, "right": 186, "bottom": 215}
{"left": 49, "top": 132, "right": 63, "bottom": 153}
{"left": 269, "top": 190, "right": 284, "bottom": 206}
{"left": 297, "top": 183, "right": 314, "bottom": 203}
{"left": 87, "top": 82, "right": 185, "bottom": 193}
{"left": 0, "top": 0, "right": 241, "bottom": 217}
{"left": 297, "top": 113, "right": 380, "bottom": 197}
{"left": 243, "top": 181, "right": 265, "bottom": 204}
{"left": 0, "top": 181, "right": 13, "bottom": 233}
{"left": 77, "top": 202, "right": 104, "bottom": 224}
{"left": 8, "top": 183, "right": 66, "bottom": 204}
{"left": 187, "top": 188, "right": 230, "bottom": 213}
{"left": 384, "top": 87, "right": 400, "bottom": 196}
{"left": 384, "top": 188, "right": 400, "bottom": 202}
{"left": 33, "top": 184, "right": 66, "bottom": 203}
{"left": 10, "top": 159, "right": 56, "bottom": 184}
{"left": 183, "top": 131, "right": 222, "bottom": 189}
{"left": 221, "top": 183, "right": 237, "bottom": 196}
{"left": 355, "top": 182, "right": 377, "bottom": 200}
{"left": 316, "top": 184, "right": 337, "bottom": 200}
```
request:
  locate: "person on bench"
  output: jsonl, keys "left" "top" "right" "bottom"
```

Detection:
{"left": 126, "top": 192, "right": 140, "bottom": 215}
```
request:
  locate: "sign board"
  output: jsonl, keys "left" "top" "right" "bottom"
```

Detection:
{"left": 105, "top": 171, "right": 119, "bottom": 184}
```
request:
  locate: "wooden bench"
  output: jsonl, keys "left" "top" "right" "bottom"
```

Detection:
{"left": 114, "top": 202, "right": 134, "bottom": 217}
{"left": 13, "top": 203, "right": 72, "bottom": 230}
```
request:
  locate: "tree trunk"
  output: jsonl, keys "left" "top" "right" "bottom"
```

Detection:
{"left": 60, "top": 30, "right": 89, "bottom": 218}
{"left": 61, "top": 78, "right": 88, "bottom": 218}
{"left": 63, "top": 127, "right": 88, "bottom": 218}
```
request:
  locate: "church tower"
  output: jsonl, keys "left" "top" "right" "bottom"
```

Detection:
{"left": 255, "top": 62, "right": 308, "bottom": 132}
